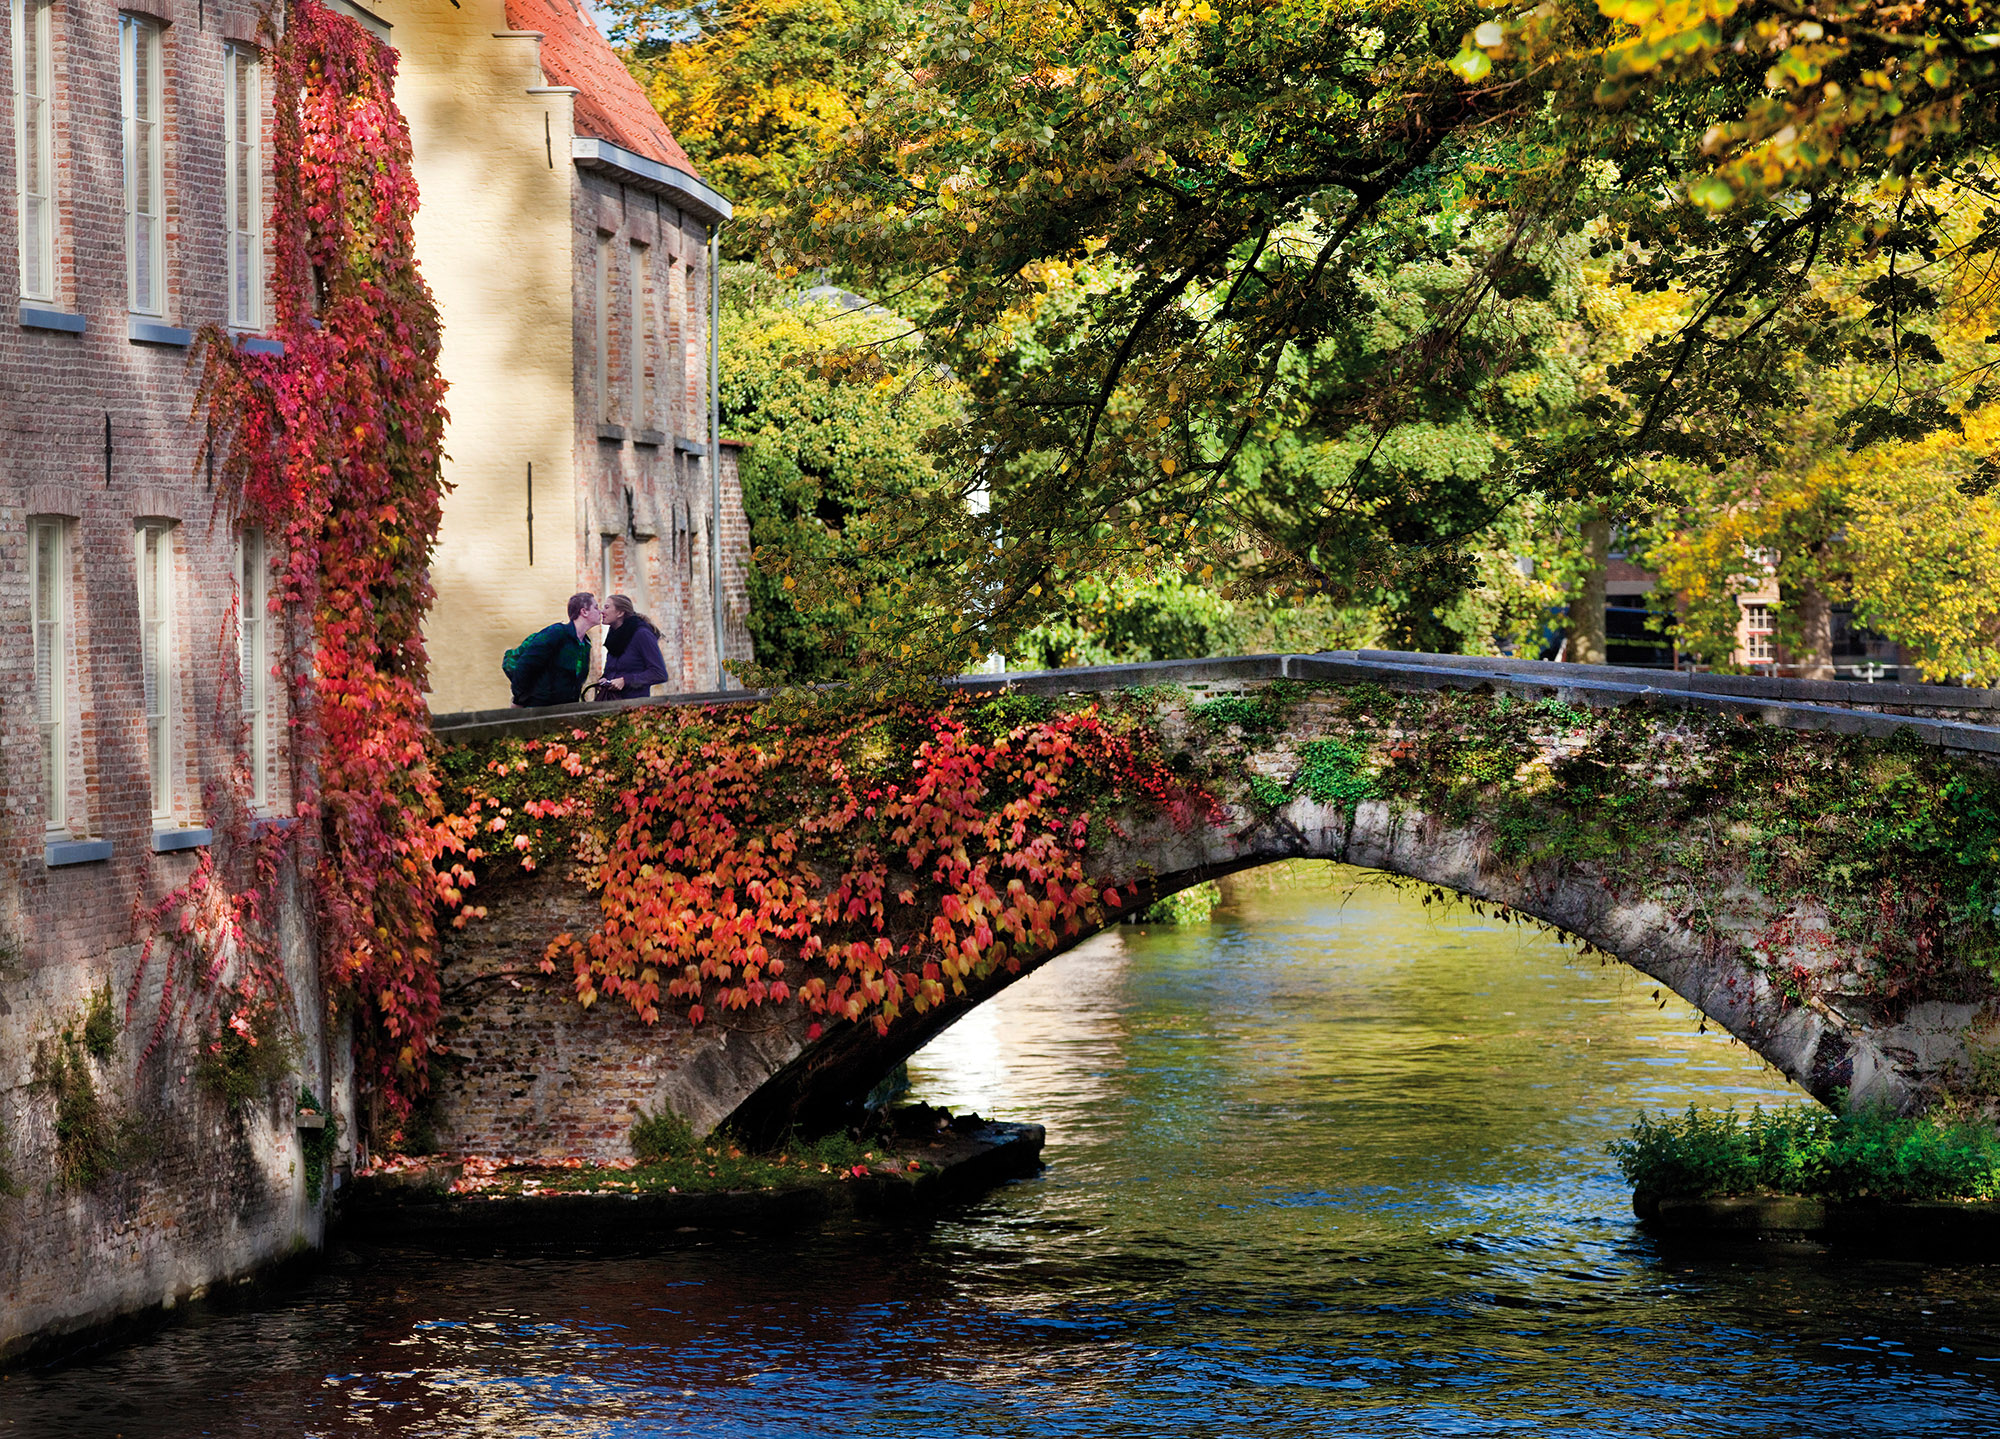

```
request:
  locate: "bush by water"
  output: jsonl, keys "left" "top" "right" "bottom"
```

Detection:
{"left": 1612, "top": 1105, "right": 2000, "bottom": 1202}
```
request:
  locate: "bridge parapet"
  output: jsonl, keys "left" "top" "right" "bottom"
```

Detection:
{"left": 432, "top": 651, "right": 2000, "bottom": 758}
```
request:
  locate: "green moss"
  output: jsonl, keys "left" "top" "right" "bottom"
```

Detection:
{"left": 1294, "top": 737, "right": 1378, "bottom": 808}
{"left": 0, "top": 1113, "right": 18, "bottom": 1198}
{"left": 1612, "top": 1105, "right": 2000, "bottom": 1202}
{"left": 81, "top": 983, "right": 119, "bottom": 1060}
{"left": 297, "top": 1088, "right": 342, "bottom": 1204}
{"left": 34, "top": 1033, "right": 120, "bottom": 1189}
{"left": 1246, "top": 772, "right": 1288, "bottom": 810}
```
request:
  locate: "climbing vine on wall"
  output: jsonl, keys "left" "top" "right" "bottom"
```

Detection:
{"left": 438, "top": 696, "right": 1216, "bottom": 1033}
{"left": 194, "top": 0, "right": 450, "bottom": 1129}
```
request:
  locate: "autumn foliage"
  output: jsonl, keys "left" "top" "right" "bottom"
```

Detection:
{"left": 194, "top": 1, "right": 450, "bottom": 1125}
{"left": 440, "top": 697, "right": 1217, "bottom": 1035}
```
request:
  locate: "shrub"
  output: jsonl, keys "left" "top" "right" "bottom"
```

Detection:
{"left": 1139, "top": 881, "right": 1222, "bottom": 925}
{"left": 195, "top": 993, "right": 299, "bottom": 1108}
{"left": 631, "top": 1107, "right": 699, "bottom": 1163}
{"left": 1612, "top": 1104, "right": 2000, "bottom": 1201}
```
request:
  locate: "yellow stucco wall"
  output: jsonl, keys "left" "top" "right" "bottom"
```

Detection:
{"left": 374, "top": 0, "right": 578, "bottom": 714}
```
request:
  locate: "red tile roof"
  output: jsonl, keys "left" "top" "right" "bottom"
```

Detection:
{"left": 504, "top": 0, "right": 699, "bottom": 178}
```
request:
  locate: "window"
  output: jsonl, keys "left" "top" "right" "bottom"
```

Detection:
{"left": 121, "top": 14, "right": 165, "bottom": 316}
{"left": 13, "top": 0, "right": 53, "bottom": 300}
{"left": 1744, "top": 603, "right": 1773, "bottom": 663}
{"left": 224, "top": 44, "right": 260, "bottom": 328}
{"left": 596, "top": 232, "right": 613, "bottom": 421}
{"left": 136, "top": 522, "right": 175, "bottom": 819}
{"left": 235, "top": 527, "right": 268, "bottom": 805}
{"left": 31, "top": 518, "right": 65, "bottom": 829}
{"left": 630, "top": 241, "right": 648, "bottom": 429}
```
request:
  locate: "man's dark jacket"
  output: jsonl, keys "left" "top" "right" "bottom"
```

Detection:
{"left": 504, "top": 622, "right": 590, "bottom": 707}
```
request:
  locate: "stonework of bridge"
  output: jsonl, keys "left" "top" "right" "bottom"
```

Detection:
{"left": 426, "top": 653, "right": 2000, "bottom": 1157}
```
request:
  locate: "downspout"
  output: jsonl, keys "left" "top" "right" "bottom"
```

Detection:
{"left": 709, "top": 225, "right": 725, "bottom": 691}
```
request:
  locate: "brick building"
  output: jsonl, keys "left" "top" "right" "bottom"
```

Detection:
{"left": 370, "top": 0, "right": 753, "bottom": 714}
{"left": 0, "top": 0, "right": 343, "bottom": 1359}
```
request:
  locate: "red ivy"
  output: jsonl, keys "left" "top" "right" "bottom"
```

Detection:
{"left": 195, "top": 1, "right": 449, "bottom": 1127}
{"left": 445, "top": 698, "right": 1219, "bottom": 1035}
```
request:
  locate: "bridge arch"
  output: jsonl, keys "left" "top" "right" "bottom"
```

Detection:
{"left": 428, "top": 654, "right": 2000, "bottom": 1159}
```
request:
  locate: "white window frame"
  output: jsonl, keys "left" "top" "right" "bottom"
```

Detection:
{"left": 137, "top": 521, "right": 176, "bottom": 821}
{"left": 121, "top": 13, "right": 165, "bottom": 317}
{"left": 31, "top": 517, "right": 67, "bottom": 830}
{"left": 1744, "top": 603, "right": 1774, "bottom": 663}
{"left": 13, "top": 0, "right": 54, "bottom": 301}
{"left": 224, "top": 43, "right": 260, "bottom": 329}
{"left": 235, "top": 527, "right": 269, "bottom": 806}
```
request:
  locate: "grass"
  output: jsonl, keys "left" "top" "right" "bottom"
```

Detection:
{"left": 1612, "top": 1105, "right": 2000, "bottom": 1202}
{"left": 461, "top": 1108, "right": 884, "bottom": 1196}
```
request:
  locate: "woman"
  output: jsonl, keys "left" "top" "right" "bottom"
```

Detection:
{"left": 594, "top": 594, "right": 670, "bottom": 700}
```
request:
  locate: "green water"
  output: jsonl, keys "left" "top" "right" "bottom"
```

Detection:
{"left": 8, "top": 862, "right": 1999, "bottom": 1436}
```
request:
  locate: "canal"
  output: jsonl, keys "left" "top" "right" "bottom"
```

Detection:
{"left": 8, "top": 862, "right": 2000, "bottom": 1435}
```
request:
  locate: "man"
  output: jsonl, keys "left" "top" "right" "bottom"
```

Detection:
{"left": 503, "top": 592, "right": 604, "bottom": 707}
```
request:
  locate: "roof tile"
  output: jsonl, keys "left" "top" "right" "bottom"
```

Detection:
{"left": 504, "top": 0, "right": 698, "bottom": 177}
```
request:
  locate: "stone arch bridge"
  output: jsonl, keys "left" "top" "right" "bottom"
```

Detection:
{"left": 426, "top": 653, "right": 2000, "bottom": 1156}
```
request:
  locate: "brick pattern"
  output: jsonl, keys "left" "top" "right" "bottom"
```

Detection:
{"left": 570, "top": 171, "right": 753, "bottom": 692}
{"left": 0, "top": 0, "right": 331, "bottom": 1361}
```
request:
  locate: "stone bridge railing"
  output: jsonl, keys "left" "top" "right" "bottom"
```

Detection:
{"left": 433, "top": 650, "right": 2000, "bottom": 754}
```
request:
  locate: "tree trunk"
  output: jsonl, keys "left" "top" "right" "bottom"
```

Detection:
{"left": 1793, "top": 580, "right": 1834, "bottom": 680}
{"left": 1567, "top": 515, "right": 1610, "bottom": 665}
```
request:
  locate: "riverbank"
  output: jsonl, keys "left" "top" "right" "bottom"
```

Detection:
{"left": 1, "top": 1108, "right": 1042, "bottom": 1371}
{"left": 338, "top": 1107, "right": 1044, "bottom": 1242}
{"left": 1634, "top": 1189, "right": 2000, "bottom": 1255}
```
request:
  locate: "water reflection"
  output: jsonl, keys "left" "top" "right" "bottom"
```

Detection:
{"left": 9, "top": 862, "right": 2000, "bottom": 1436}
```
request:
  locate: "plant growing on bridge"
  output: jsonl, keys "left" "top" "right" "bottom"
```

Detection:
{"left": 440, "top": 695, "right": 1214, "bottom": 1034}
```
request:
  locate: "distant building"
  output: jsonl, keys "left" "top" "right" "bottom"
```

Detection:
{"left": 368, "top": 0, "right": 752, "bottom": 713}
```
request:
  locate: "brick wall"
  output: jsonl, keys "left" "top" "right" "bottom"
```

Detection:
{"left": 0, "top": 0, "right": 339, "bottom": 1361}
{"left": 570, "top": 169, "right": 752, "bottom": 696}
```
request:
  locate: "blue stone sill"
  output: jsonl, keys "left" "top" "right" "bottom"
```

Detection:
{"left": 45, "top": 838, "right": 112, "bottom": 867}
{"left": 20, "top": 304, "right": 86, "bottom": 334}
{"left": 237, "top": 335, "right": 285, "bottom": 357}
{"left": 151, "top": 827, "right": 214, "bottom": 853}
{"left": 129, "top": 317, "right": 192, "bottom": 347}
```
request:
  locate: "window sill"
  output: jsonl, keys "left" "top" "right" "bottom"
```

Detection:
{"left": 129, "top": 318, "right": 192, "bottom": 348}
{"left": 20, "top": 304, "right": 86, "bottom": 334}
{"left": 152, "top": 827, "right": 213, "bottom": 853}
{"left": 596, "top": 423, "right": 627, "bottom": 443}
{"left": 673, "top": 434, "right": 709, "bottom": 456}
{"left": 633, "top": 428, "right": 667, "bottom": 449}
{"left": 250, "top": 815, "right": 296, "bottom": 839}
{"left": 236, "top": 335, "right": 285, "bottom": 358}
{"left": 46, "top": 838, "right": 113, "bottom": 867}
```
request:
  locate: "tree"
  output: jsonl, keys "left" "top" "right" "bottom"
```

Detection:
{"left": 718, "top": 275, "right": 965, "bottom": 681}
{"left": 607, "top": 0, "right": 876, "bottom": 251}
{"left": 1640, "top": 182, "right": 2000, "bottom": 680}
{"left": 764, "top": 0, "right": 2000, "bottom": 672}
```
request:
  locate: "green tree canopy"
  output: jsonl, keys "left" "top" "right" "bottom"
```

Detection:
{"left": 759, "top": 0, "right": 2000, "bottom": 672}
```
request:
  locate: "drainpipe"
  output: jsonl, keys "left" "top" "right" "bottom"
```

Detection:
{"left": 709, "top": 226, "right": 725, "bottom": 691}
